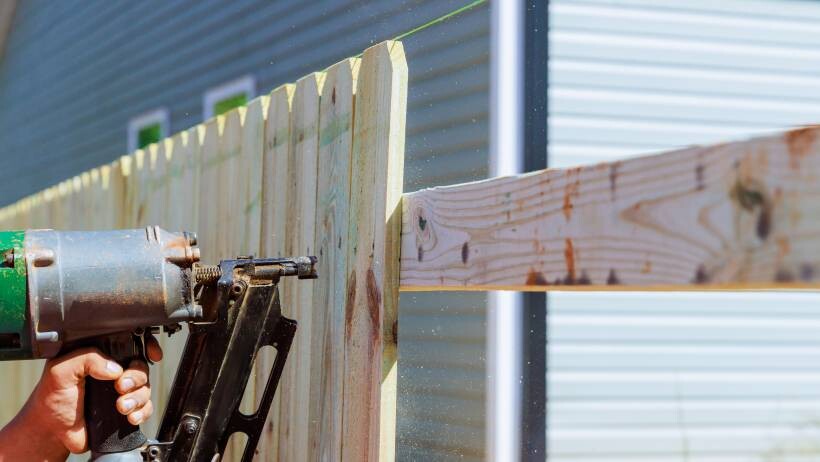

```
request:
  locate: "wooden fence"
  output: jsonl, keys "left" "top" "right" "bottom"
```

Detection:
{"left": 0, "top": 40, "right": 406, "bottom": 462}
{"left": 1, "top": 35, "right": 820, "bottom": 461}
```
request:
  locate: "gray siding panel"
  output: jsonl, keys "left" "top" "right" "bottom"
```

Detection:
{"left": 550, "top": 1, "right": 820, "bottom": 460}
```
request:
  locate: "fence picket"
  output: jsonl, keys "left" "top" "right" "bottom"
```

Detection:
{"left": 258, "top": 83, "right": 294, "bottom": 460}
{"left": 311, "top": 57, "right": 359, "bottom": 461}
{"left": 343, "top": 41, "right": 407, "bottom": 462}
{"left": 278, "top": 71, "right": 324, "bottom": 462}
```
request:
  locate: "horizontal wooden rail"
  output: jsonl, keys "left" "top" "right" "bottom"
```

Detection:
{"left": 400, "top": 126, "right": 820, "bottom": 292}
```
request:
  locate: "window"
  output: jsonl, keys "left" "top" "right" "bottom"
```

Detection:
{"left": 203, "top": 75, "right": 256, "bottom": 120}
{"left": 127, "top": 108, "right": 169, "bottom": 153}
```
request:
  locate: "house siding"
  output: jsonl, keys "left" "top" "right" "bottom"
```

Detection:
{"left": 549, "top": 0, "right": 820, "bottom": 460}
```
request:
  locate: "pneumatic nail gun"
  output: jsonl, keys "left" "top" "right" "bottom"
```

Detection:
{"left": 0, "top": 226, "right": 315, "bottom": 461}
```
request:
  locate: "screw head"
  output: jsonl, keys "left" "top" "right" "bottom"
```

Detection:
{"left": 184, "top": 417, "right": 199, "bottom": 435}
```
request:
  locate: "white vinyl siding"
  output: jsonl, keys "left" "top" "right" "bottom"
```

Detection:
{"left": 549, "top": 0, "right": 820, "bottom": 461}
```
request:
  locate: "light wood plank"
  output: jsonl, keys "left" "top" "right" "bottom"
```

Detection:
{"left": 93, "top": 166, "right": 118, "bottom": 229}
{"left": 258, "top": 83, "right": 294, "bottom": 461}
{"left": 278, "top": 71, "right": 324, "bottom": 462}
{"left": 196, "top": 117, "right": 224, "bottom": 264}
{"left": 401, "top": 126, "right": 820, "bottom": 291}
{"left": 218, "top": 108, "right": 243, "bottom": 260}
{"left": 69, "top": 175, "right": 84, "bottom": 229}
{"left": 108, "top": 158, "right": 129, "bottom": 229}
{"left": 239, "top": 96, "right": 268, "bottom": 256}
{"left": 119, "top": 153, "right": 139, "bottom": 229}
{"left": 140, "top": 142, "right": 167, "bottom": 227}
{"left": 310, "top": 57, "right": 359, "bottom": 461}
{"left": 343, "top": 41, "right": 407, "bottom": 462}
{"left": 164, "top": 127, "right": 201, "bottom": 232}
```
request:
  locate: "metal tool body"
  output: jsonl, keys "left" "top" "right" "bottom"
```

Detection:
{"left": 0, "top": 226, "right": 316, "bottom": 461}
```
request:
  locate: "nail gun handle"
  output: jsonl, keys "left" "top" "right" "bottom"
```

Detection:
{"left": 85, "top": 373, "right": 147, "bottom": 456}
{"left": 81, "top": 333, "right": 149, "bottom": 459}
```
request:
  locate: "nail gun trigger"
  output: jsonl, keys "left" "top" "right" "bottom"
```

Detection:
{"left": 132, "top": 330, "right": 153, "bottom": 366}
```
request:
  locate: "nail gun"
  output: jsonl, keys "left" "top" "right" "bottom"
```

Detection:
{"left": 0, "top": 226, "right": 315, "bottom": 461}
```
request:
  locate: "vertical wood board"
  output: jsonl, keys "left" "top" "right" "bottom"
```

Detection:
{"left": 310, "top": 57, "right": 359, "bottom": 461}
{"left": 278, "top": 71, "right": 324, "bottom": 462}
{"left": 342, "top": 41, "right": 406, "bottom": 462}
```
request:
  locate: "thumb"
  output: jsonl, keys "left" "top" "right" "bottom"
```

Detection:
{"left": 56, "top": 347, "right": 124, "bottom": 382}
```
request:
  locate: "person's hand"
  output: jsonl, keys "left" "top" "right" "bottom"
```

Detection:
{"left": 0, "top": 336, "right": 162, "bottom": 461}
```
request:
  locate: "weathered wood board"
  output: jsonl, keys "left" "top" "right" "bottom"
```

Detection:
{"left": 401, "top": 126, "right": 820, "bottom": 292}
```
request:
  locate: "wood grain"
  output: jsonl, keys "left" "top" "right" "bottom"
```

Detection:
{"left": 343, "top": 41, "right": 407, "bottom": 462}
{"left": 240, "top": 96, "right": 268, "bottom": 257}
{"left": 401, "top": 126, "right": 820, "bottom": 291}
{"left": 258, "top": 83, "right": 294, "bottom": 461}
{"left": 196, "top": 116, "right": 224, "bottom": 264}
{"left": 310, "top": 57, "right": 359, "bottom": 461}
{"left": 278, "top": 72, "right": 324, "bottom": 462}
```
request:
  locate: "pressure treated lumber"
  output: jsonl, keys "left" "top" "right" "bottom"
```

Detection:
{"left": 257, "top": 83, "right": 293, "bottom": 460}
{"left": 310, "top": 57, "right": 358, "bottom": 461}
{"left": 343, "top": 41, "right": 407, "bottom": 462}
{"left": 401, "top": 126, "right": 820, "bottom": 292}
{"left": 239, "top": 97, "right": 267, "bottom": 257}
{"left": 278, "top": 71, "right": 324, "bottom": 462}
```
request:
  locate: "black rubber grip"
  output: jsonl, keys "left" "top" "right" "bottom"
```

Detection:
{"left": 85, "top": 375, "right": 147, "bottom": 453}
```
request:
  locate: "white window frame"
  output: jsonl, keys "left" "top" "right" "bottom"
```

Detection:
{"left": 127, "top": 108, "right": 170, "bottom": 153}
{"left": 202, "top": 75, "right": 256, "bottom": 120}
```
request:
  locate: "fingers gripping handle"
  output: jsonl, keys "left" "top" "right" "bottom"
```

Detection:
{"left": 84, "top": 333, "right": 148, "bottom": 459}
{"left": 85, "top": 368, "right": 147, "bottom": 456}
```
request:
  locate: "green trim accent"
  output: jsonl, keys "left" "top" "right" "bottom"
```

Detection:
{"left": 137, "top": 123, "right": 163, "bottom": 149}
{"left": 214, "top": 93, "right": 248, "bottom": 116}
{"left": 0, "top": 231, "right": 30, "bottom": 359}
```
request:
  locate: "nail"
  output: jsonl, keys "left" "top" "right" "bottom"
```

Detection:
{"left": 106, "top": 361, "right": 123, "bottom": 374}
{"left": 121, "top": 377, "right": 135, "bottom": 391}
{"left": 130, "top": 410, "right": 143, "bottom": 424}
{"left": 122, "top": 399, "right": 136, "bottom": 412}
